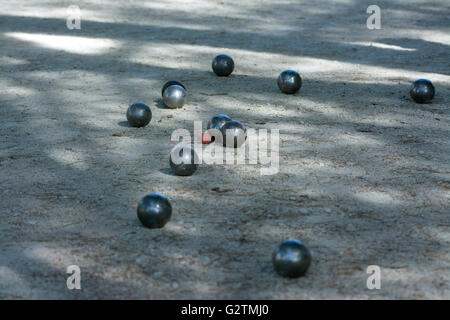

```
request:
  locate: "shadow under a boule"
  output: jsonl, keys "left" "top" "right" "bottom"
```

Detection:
{"left": 160, "top": 166, "right": 204, "bottom": 176}
{"left": 117, "top": 121, "right": 132, "bottom": 127}
{"left": 154, "top": 98, "right": 168, "bottom": 109}
{"left": 159, "top": 168, "right": 179, "bottom": 176}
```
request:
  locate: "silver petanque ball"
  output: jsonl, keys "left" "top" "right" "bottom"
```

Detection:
{"left": 212, "top": 54, "right": 235, "bottom": 77}
{"left": 410, "top": 79, "right": 435, "bottom": 103}
{"left": 220, "top": 120, "right": 247, "bottom": 148}
{"left": 126, "top": 102, "right": 152, "bottom": 127}
{"left": 169, "top": 146, "right": 199, "bottom": 176}
{"left": 163, "top": 84, "right": 186, "bottom": 109}
{"left": 273, "top": 240, "right": 311, "bottom": 278}
{"left": 137, "top": 193, "right": 172, "bottom": 229}
{"left": 207, "top": 114, "right": 232, "bottom": 144}
{"left": 277, "top": 70, "right": 302, "bottom": 94}
{"left": 207, "top": 114, "right": 232, "bottom": 131}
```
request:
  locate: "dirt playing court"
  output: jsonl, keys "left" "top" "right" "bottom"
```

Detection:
{"left": 0, "top": 0, "right": 449, "bottom": 299}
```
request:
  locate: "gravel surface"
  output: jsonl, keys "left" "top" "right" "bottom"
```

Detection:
{"left": 0, "top": 0, "right": 449, "bottom": 299}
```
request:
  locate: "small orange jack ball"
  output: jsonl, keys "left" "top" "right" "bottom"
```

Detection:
{"left": 201, "top": 132, "right": 213, "bottom": 144}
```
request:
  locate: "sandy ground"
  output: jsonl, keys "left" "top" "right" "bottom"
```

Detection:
{"left": 0, "top": 0, "right": 449, "bottom": 299}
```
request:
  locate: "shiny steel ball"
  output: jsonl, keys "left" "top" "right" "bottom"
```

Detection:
{"left": 161, "top": 80, "right": 186, "bottom": 96}
{"left": 212, "top": 54, "right": 234, "bottom": 77}
{"left": 163, "top": 84, "right": 186, "bottom": 109}
{"left": 207, "top": 114, "right": 232, "bottom": 131}
{"left": 277, "top": 70, "right": 302, "bottom": 94}
{"left": 137, "top": 193, "right": 172, "bottom": 229}
{"left": 410, "top": 79, "right": 435, "bottom": 103}
{"left": 220, "top": 120, "right": 247, "bottom": 148}
{"left": 126, "top": 102, "right": 152, "bottom": 127}
{"left": 169, "top": 146, "right": 199, "bottom": 176}
{"left": 273, "top": 240, "right": 311, "bottom": 278}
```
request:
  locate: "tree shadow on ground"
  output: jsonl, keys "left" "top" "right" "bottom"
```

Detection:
{"left": 0, "top": 0, "right": 449, "bottom": 299}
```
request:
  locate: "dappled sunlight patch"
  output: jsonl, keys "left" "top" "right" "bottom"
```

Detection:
{"left": 132, "top": 43, "right": 360, "bottom": 75}
{"left": 359, "top": 64, "right": 450, "bottom": 83}
{"left": 0, "top": 55, "right": 29, "bottom": 66}
{"left": 165, "top": 222, "right": 199, "bottom": 236}
{"left": 127, "top": 43, "right": 211, "bottom": 71}
{"left": 141, "top": 0, "right": 224, "bottom": 11}
{"left": 347, "top": 41, "right": 416, "bottom": 52}
{"left": 0, "top": 6, "right": 102, "bottom": 20}
{"left": 354, "top": 191, "right": 399, "bottom": 206}
{"left": 283, "top": 156, "right": 368, "bottom": 176}
{"left": 0, "top": 266, "right": 29, "bottom": 293}
{"left": 25, "top": 245, "right": 72, "bottom": 268}
{"left": 48, "top": 148, "right": 90, "bottom": 170}
{"left": 413, "top": 29, "right": 450, "bottom": 46}
{"left": 23, "top": 244, "right": 97, "bottom": 271}
{"left": 0, "top": 81, "right": 36, "bottom": 97}
{"left": 99, "top": 265, "right": 148, "bottom": 284}
{"left": 4, "top": 32, "right": 120, "bottom": 55}
{"left": 423, "top": 227, "right": 450, "bottom": 243}
{"left": 96, "top": 136, "right": 166, "bottom": 156}
{"left": 273, "top": 123, "right": 317, "bottom": 133}
{"left": 129, "top": 42, "right": 450, "bottom": 84}
{"left": 332, "top": 132, "right": 385, "bottom": 147}
{"left": 139, "top": 0, "right": 253, "bottom": 19}
{"left": 3, "top": 86, "right": 36, "bottom": 97}
{"left": 391, "top": 26, "right": 450, "bottom": 46}
{"left": 189, "top": 280, "right": 221, "bottom": 294}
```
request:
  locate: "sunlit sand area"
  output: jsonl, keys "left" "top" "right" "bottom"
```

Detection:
{"left": 0, "top": 0, "right": 449, "bottom": 299}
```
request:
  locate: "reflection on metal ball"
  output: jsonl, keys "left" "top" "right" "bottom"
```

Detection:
{"left": 207, "top": 114, "right": 232, "bottom": 144}
{"left": 273, "top": 240, "right": 311, "bottom": 278}
{"left": 161, "top": 80, "right": 186, "bottom": 96}
{"left": 169, "top": 146, "right": 199, "bottom": 176}
{"left": 277, "top": 70, "right": 302, "bottom": 94}
{"left": 137, "top": 193, "right": 172, "bottom": 229}
{"left": 212, "top": 54, "right": 234, "bottom": 77}
{"left": 163, "top": 85, "right": 186, "bottom": 109}
{"left": 126, "top": 102, "right": 152, "bottom": 127}
{"left": 207, "top": 114, "right": 232, "bottom": 131}
{"left": 220, "top": 120, "right": 247, "bottom": 148}
{"left": 410, "top": 79, "right": 435, "bottom": 103}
